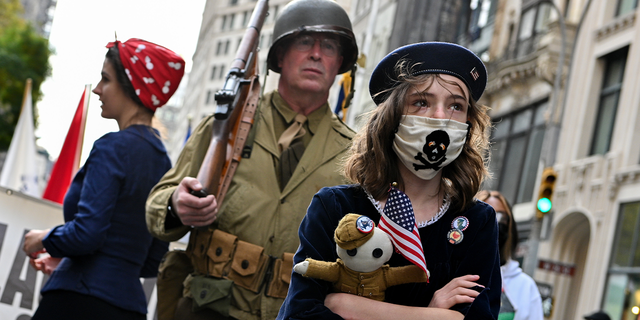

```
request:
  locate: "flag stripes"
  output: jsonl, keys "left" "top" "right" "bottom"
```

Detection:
{"left": 378, "top": 187, "right": 428, "bottom": 276}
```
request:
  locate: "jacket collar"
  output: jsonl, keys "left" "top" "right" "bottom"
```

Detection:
{"left": 254, "top": 91, "right": 354, "bottom": 197}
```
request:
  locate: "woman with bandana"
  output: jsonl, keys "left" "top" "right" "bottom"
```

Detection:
{"left": 277, "top": 42, "right": 500, "bottom": 320}
{"left": 23, "top": 38, "right": 184, "bottom": 320}
{"left": 476, "top": 190, "right": 543, "bottom": 320}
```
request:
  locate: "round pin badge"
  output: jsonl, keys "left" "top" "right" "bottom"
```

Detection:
{"left": 447, "top": 229, "right": 464, "bottom": 245}
{"left": 451, "top": 216, "right": 469, "bottom": 231}
{"left": 356, "top": 216, "right": 375, "bottom": 233}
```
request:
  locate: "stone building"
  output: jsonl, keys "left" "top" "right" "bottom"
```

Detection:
{"left": 485, "top": 0, "right": 640, "bottom": 319}
{"left": 534, "top": 0, "right": 640, "bottom": 319}
{"left": 19, "top": 0, "right": 56, "bottom": 38}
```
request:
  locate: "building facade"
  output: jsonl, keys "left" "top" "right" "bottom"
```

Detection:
{"left": 535, "top": 0, "right": 640, "bottom": 319}
{"left": 19, "top": 0, "right": 56, "bottom": 38}
{"left": 485, "top": 0, "right": 640, "bottom": 319}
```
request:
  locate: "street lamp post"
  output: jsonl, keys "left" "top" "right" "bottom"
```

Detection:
{"left": 522, "top": 0, "right": 566, "bottom": 276}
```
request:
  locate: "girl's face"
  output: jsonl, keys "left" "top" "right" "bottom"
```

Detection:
{"left": 403, "top": 74, "right": 470, "bottom": 123}
{"left": 92, "top": 58, "right": 129, "bottom": 121}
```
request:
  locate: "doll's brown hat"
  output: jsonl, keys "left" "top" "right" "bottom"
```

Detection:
{"left": 334, "top": 214, "right": 375, "bottom": 250}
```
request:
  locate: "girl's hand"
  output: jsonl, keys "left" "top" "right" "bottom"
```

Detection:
{"left": 428, "top": 274, "right": 483, "bottom": 309}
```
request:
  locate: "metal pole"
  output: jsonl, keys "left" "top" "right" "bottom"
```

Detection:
{"left": 522, "top": 0, "right": 566, "bottom": 276}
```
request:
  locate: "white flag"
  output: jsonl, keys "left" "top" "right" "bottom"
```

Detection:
{"left": 0, "top": 79, "right": 41, "bottom": 197}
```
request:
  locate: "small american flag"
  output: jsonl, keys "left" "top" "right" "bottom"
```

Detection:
{"left": 378, "top": 186, "right": 429, "bottom": 277}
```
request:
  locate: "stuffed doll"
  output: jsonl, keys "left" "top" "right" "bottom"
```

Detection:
{"left": 293, "top": 213, "right": 429, "bottom": 301}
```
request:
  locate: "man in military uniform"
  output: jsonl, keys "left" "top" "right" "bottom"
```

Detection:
{"left": 145, "top": 0, "right": 358, "bottom": 319}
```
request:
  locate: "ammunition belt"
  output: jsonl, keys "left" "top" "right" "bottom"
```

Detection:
{"left": 186, "top": 228, "right": 293, "bottom": 298}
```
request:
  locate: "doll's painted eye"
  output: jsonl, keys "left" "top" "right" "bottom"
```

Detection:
{"left": 347, "top": 248, "right": 357, "bottom": 256}
{"left": 372, "top": 248, "right": 383, "bottom": 258}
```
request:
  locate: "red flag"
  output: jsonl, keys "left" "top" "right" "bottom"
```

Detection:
{"left": 378, "top": 186, "right": 429, "bottom": 278}
{"left": 42, "top": 85, "right": 90, "bottom": 204}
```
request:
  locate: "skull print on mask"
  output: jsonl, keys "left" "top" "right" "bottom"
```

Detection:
{"left": 393, "top": 116, "right": 469, "bottom": 180}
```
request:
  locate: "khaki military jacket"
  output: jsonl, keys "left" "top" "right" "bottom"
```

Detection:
{"left": 146, "top": 91, "right": 354, "bottom": 320}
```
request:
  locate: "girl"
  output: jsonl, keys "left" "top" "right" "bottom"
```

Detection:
{"left": 278, "top": 42, "right": 500, "bottom": 320}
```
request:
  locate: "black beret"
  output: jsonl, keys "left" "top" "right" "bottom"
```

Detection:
{"left": 369, "top": 42, "right": 487, "bottom": 105}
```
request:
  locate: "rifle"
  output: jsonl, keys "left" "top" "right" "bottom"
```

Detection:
{"left": 191, "top": 0, "right": 269, "bottom": 205}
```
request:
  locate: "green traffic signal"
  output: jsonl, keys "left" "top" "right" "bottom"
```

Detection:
{"left": 537, "top": 197, "right": 552, "bottom": 213}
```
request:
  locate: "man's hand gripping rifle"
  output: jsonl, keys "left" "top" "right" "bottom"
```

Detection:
{"left": 191, "top": 0, "right": 269, "bottom": 207}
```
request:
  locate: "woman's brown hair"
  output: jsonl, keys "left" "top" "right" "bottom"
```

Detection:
{"left": 476, "top": 190, "right": 517, "bottom": 264}
{"left": 344, "top": 60, "right": 491, "bottom": 213}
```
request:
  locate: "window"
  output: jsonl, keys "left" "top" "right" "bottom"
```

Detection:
{"left": 216, "top": 41, "right": 223, "bottom": 56}
{"left": 617, "top": 0, "right": 638, "bottom": 16}
{"left": 229, "top": 13, "right": 236, "bottom": 30}
{"left": 485, "top": 101, "right": 547, "bottom": 205}
{"left": 230, "top": 0, "right": 238, "bottom": 5}
{"left": 205, "top": 90, "right": 213, "bottom": 104}
{"left": 468, "top": 0, "right": 497, "bottom": 39}
{"left": 590, "top": 47, "right": 628, "bottom": 155}
{"left": 221, "top": 15, "right": 227, "bottom": 31}
{"left": 515, "top": 1, "right": 552, "bottom": 58}
{"left": 211, "top": 66, "right": 217, "bottom": 80}
{"left": 603, "top": 201, "right": 640, "bottom": 320}
{"left": 242, "top": 10, "right": 250, "bottom": 27}
{"left": 224, "top": 40, "right": 231, "bottom": 55}
{"left": 268, "top": 5, "right": 280, "bottom": 23}
{"left": 356, "top": 0, "right": 372, "bottom": 16}
{"left": 219, "top": 66, "right": 226, "bottom": 79}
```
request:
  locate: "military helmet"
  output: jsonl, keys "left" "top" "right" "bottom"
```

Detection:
{"left": 267, "top": 0, "right": 358, "bottom": 74}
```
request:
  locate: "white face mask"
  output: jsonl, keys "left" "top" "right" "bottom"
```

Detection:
{"left": 393, "top": 116, "right": 469, "bottom": 180}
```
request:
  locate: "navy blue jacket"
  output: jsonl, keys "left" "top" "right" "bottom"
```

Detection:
{"left": 41, "top": 125, "right": 171, "bottom": 314}
{"left": 277, "top": 185, "right": 501, "bottom": 320}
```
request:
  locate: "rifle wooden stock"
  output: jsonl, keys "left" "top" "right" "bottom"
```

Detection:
{"left": 194, "top": 0, "right": 268, "bottom": 202}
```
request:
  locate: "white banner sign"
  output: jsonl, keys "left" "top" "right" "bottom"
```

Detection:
{"left": 0, "top": 187, "right": 159, "bottom": 320}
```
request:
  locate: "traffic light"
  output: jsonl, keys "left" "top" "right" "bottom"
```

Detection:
{"left": 536, "top": 167, "right": 557, "bottom": 219}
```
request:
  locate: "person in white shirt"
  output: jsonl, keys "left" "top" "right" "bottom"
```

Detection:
{"left": 476, "top": 190, "right": 543, "bottom": 320}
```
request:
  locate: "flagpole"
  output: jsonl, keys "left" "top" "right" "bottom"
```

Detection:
{"left": 75, "top": 84, "right": 91, "bottom": 174}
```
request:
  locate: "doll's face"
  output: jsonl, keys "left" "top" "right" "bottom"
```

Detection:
{"left": 336, "top": 227, "right": 393, "bottom": 273}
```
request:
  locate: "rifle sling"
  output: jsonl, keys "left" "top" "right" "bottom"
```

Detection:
{"left": 217, "top": 74, "right": 261, "bottom": 205}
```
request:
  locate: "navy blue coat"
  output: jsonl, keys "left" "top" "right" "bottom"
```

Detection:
{"left": 277, "top": 185, "right": 501, "bottom": 320}
{"left": 41, "top": 125, "right": 171, "bottom": 314}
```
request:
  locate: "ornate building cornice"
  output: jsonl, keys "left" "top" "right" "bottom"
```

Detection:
{"left": 596, "top": 12, "right": 636, "bottom": 41}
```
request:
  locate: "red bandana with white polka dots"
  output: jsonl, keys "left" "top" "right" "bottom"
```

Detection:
{"left": 106, "top": 38, "right": 185, "bottom": 111}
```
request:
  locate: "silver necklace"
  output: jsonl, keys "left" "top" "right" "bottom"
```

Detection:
{"left": 366, "top": 189, "right": 450, "bottom": 229}
{"left": 416, "top": 197, "right": 450, "bottom": 228}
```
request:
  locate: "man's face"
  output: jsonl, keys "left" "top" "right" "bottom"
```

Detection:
{"left": 277, "top": 33, "right": 344, "bottom": 95}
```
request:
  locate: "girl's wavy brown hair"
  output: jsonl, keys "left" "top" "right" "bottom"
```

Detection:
{"left": 344, "top": 60, "right": 491, "bottom": 213}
